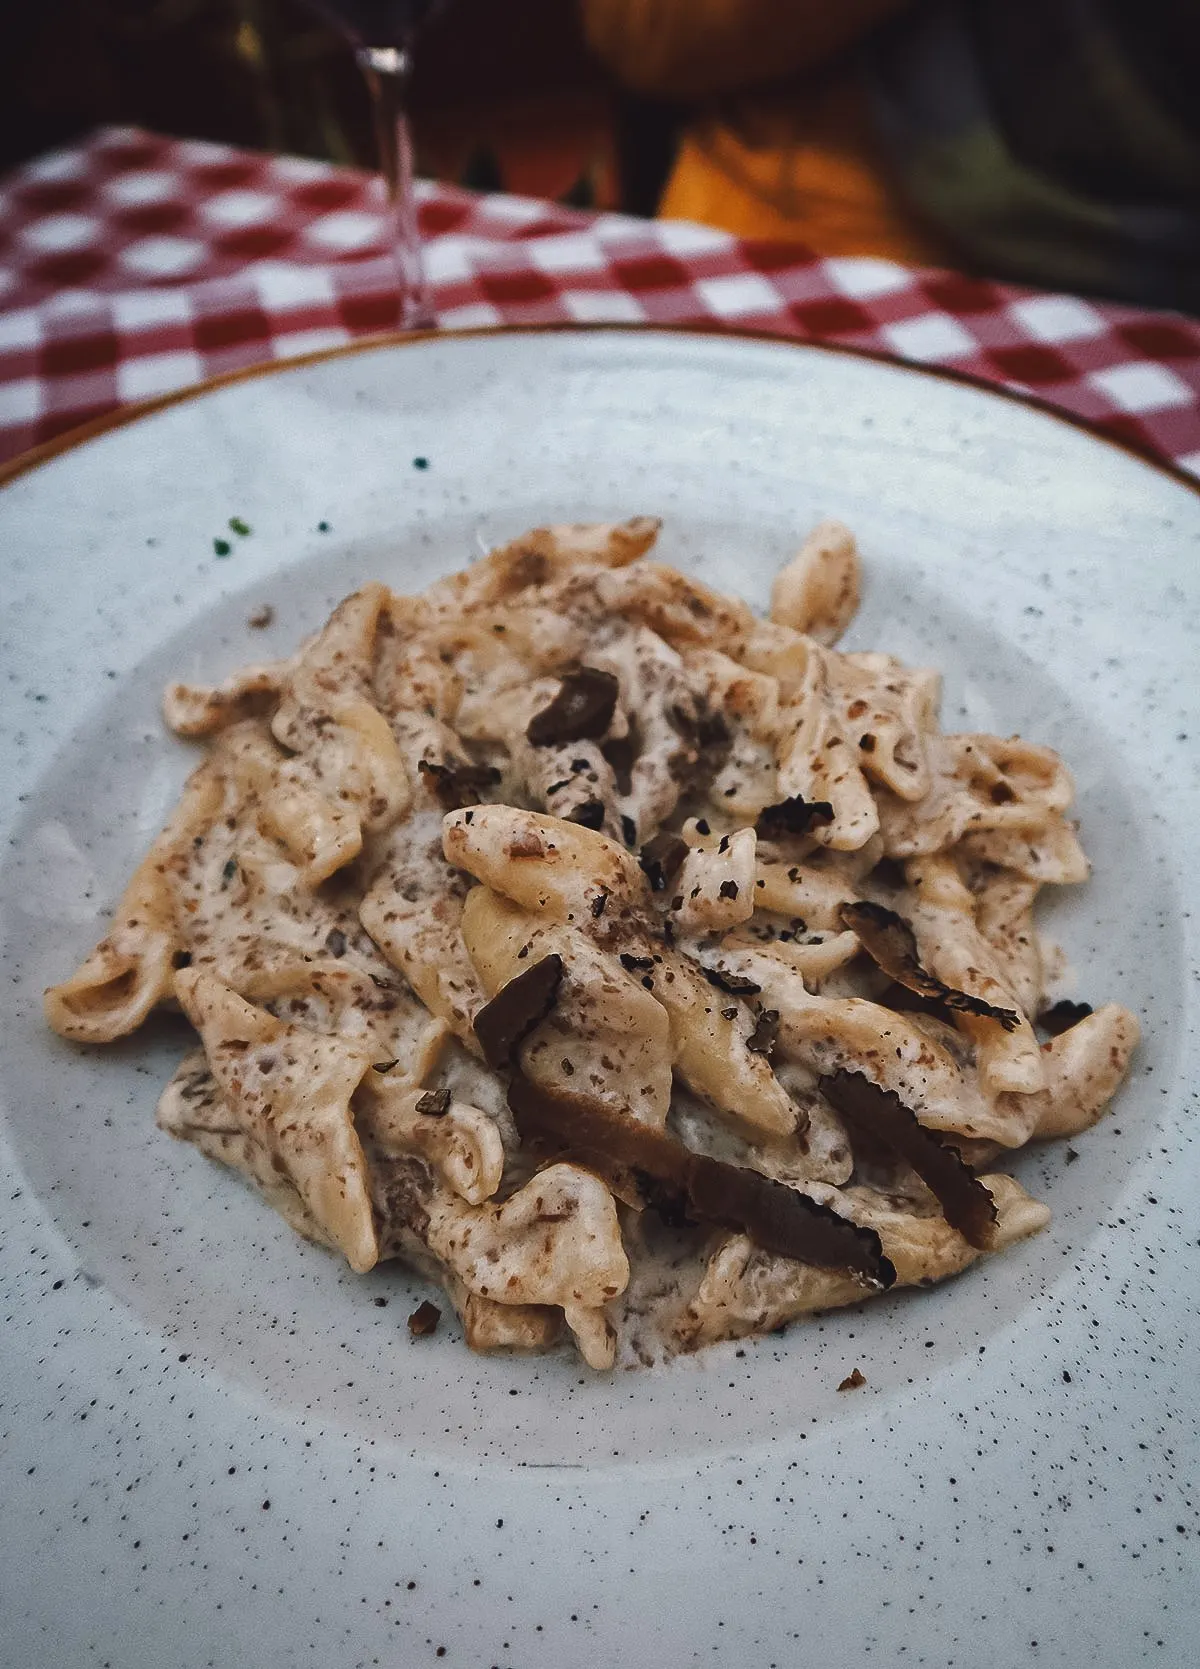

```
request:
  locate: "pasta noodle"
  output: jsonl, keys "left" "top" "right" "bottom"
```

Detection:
{"left": 45, "top": 517, "right": 1139, "bottom": 1368}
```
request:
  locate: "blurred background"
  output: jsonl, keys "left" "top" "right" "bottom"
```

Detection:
{"left": 1, "top": 0, "right": 1198, "bottom": 311}
{"left": 0, "top": 1, "right": 621, "bottom": 208}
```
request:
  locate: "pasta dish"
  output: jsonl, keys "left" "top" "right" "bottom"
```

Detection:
{"left": 45, "top": 519, "right": 1138, "bottom": 1369}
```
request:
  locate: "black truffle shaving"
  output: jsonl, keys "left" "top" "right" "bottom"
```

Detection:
{"left": 639, "top": 831, "right": 689, "bottom": 893}
{"left": 417, "top": 757, "right": 503, "bottom": 811}
{"left": 566, "top": 799, "right": 605, "bottom": 830}
{"left": 601, "top": 732, "right": 637, "bottom": 795}
{"left": 527, "top": 667, "right": 619, "bottom": 746}
{"left": 407, "top": 1299, "right": 441, "bottom": 1336}
{"left": 755, "top": 796, "right": 835, "bottom": 840}
{"left": 415, "top": 1087, "right": 451, "bottom": 1117}
{"left": 700, "top": 964, "right": 762, "bottom": 997}
{"left": 509, "top": 1072, "right": 893, "bottom": 1284}
{"left": 473, "top": 954, "right": 565, "bottom": 1070}
{"left": 746, "top": 1008, "right": 780, "bottom": 1056}
{"left": 1038, "top": 999, "right": 1093, "bottom": 1037}
{"left": 631, "top": 1168, "right": 694, "bottom": 1230}
{"left": 819, "top": 1069, "right": 998, "bottom": 1249}
{"left": 839, "top": 901, "right": 1020, "bottom": 1032}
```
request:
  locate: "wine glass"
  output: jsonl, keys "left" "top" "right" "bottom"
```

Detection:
{"left": 304, "top": 1, "right": 445, "bottom": 330}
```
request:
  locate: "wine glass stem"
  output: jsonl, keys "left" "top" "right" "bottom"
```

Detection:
{"left": 357, "top": 44, "right": 433, "bottom": 330}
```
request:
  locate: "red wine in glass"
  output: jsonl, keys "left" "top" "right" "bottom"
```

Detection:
{"left": 302, "top": 0, "right": 446, "bottom": 327}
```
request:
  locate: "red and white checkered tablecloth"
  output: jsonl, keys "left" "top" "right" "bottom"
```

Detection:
{"left": 2, "top": 125, "right": 1199, "bottom": 475}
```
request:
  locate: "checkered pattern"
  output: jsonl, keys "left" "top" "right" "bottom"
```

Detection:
{"left": 2, "top": 126, "right": 1199, "bottom": 475}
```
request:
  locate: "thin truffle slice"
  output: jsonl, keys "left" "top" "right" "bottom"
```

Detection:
{"left": 417, "top": 758, "right": 502, "bottom": 810}
{"left": 820, "top": 1069, "right": 998, "bottom": 1249}
{"left": 839, "top": 901, "right": 1020, "bottom": 1032}
{"left": 639, "top": 831, "right": 689, "bottom": 893}
{"left": 1038, "top": 999, "right": 1093, "bottom": 1037}
{"left": 755, "top": 795, "right": 834, "bottom": 840}
{"left": 407, "top": 1299, "right": 441, "bottom": 1336}
{"left": 700, "top": 964, "right": 762, "bottom": 997}
{"left": 566, "top": 799, "right": 605, "bottom": 830}
{"left": 509, "top": 1073, "right": 893, "bottom": 1285}
{"left": 527, "top": 667, "right": 620, "bottom": 746}
{"left": 746, "top": 1009, "right": 780, "bottom": 1057}
{"left": 473, "top": 954, "right": 565, "bottom": 1070}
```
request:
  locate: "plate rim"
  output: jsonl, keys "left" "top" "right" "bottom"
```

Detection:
{"left": 3, "top": 319, "right": 1198, "bottom": 501}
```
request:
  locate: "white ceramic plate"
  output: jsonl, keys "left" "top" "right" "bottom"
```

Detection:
{"left": 1, "top": 327, "right": 1197, "bottom": 1669}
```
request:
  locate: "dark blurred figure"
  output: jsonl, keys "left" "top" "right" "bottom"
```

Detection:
{"left": 585, "top": 0, "right": 1200, "bottom": 310}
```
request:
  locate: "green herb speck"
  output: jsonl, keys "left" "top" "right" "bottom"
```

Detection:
{"left": 228, "top": 516, "right": 252, "bottom": 536}
{"left": 213, "top": 538, "right": 232, "bottom": 557}
{"left": 412, "top": 456, "right": 429, "bottom": 470}
{"left": 317, "top": 520, "right": 330, "bottom": 533}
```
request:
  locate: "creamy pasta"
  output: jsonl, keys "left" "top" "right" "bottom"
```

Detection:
{"left": 45, "top": 518, "right": 1139, "bottom": 1369}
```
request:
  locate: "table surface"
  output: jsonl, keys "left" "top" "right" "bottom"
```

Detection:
{"left": 1, "top": 125, "right": 1198, "bottom": 476}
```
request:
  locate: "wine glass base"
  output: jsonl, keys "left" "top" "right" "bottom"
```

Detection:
{"left": 399, "top": 295, "right": 437, "bottom": 332}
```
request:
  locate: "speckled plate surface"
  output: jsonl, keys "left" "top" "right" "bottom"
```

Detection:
{"left": 1, "top": 326, "right": 1197, "bottom": 1669}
